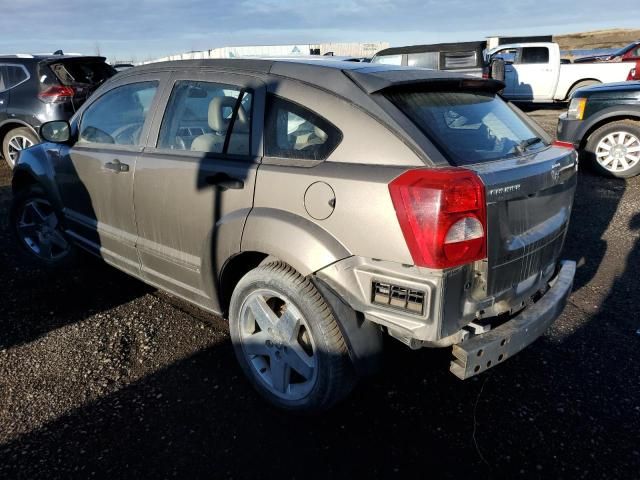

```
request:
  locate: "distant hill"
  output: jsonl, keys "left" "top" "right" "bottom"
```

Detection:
{"left": 554, "top": 28, "right": 640, "bottom": 51}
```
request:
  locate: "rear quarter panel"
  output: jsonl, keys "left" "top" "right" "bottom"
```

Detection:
{"left": 244, "top": 79, "right": 426, "bottom": 272}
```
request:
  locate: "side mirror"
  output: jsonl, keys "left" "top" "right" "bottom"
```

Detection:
{"left": 40, "top": 120, "right": 71, "bottom": 143}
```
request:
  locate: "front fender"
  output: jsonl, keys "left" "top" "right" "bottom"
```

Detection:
{"left": 241, "top": 207, "right": 352, "bottom": 276}
{"left": 12, "top": 144, "right": 63, "bottom": 210}
{"left": 577, "top": 105, "right": 640, "bottom": 143}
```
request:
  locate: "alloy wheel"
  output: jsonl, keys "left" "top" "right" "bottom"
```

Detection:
{"left": 6, "top": 135, "right": 34, "bottom": 168}
{"left": 595, "top": 131, "right": 640, "bottom": 173}
{"left": 16, "top": 198, "right": 70, "bottom": 261}
{"left": 238, "top": 289, "right": 318, "bottom": 400}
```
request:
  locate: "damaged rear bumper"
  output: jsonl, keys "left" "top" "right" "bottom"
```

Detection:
{"left": 450, "top": 260, "right": 576, "bottom": 380}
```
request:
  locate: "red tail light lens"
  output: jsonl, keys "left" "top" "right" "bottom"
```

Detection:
{"left": 388, "top": 168, "right": 487, "bottom": 269}
{"left": 38, "top": 85, "right": 75, "bottom": 103}
{"left": 553, "top": 140, "right": 575, "bottom": 149}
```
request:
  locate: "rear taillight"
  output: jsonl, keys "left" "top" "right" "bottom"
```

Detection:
{"left": 628, "top": 66, "right": 639, "bottom": 81}
{"left": 38, "top": 85, "right": 75, "bottom": 103}
{"left": 388, "top": 168, "right": 487, "bottom": 269}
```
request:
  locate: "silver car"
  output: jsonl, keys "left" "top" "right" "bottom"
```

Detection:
{"left": 10, "top": 59, "right": 577, "bottom": 411}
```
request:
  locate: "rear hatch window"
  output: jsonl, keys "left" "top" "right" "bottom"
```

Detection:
{"left": 38, "top": 58, "right": 116, "bottom": 109}
{"left": 47, "top": 59, "right": 115, "bottom": 87}
{"left": 386, "top": 90, "right": 546, "bottom": 166}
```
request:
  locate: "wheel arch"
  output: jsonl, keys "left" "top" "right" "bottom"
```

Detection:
{"left": 10, "top": 148, "right": 63, "bottom": 212}
{"left": 580, "top": 112, "right": 640, "bottom": 149}
{"left": 0, "top": 120, "right": 39, "bottom": 145}
{"left": 564, "top": 78, "right": 601, "bottom": 100}
{"left": 240, "top": 208, "right": 351, "bottom": 277}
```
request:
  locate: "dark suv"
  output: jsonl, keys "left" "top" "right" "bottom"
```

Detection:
{"left": 557, "top": 81, "right": 640, "bottom": 177}
{"left": 0, "top": 55, "right": 115, "bottom": 168}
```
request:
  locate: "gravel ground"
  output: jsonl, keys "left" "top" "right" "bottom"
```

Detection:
{"left": 1, "top": 108, "right": 639, "bottom": 479}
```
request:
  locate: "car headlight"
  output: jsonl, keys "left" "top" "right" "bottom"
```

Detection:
{"left": 567, "top": 97, "right": 587, "bottom": 120}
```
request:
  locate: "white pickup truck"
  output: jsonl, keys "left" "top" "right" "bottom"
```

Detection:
{"left": 486, "top": 42, "right": 635, "bottom": 102}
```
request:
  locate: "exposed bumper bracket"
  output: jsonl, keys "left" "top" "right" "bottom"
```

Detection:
{"left": 450, "top": 260, "right": 576, "bottom": 380}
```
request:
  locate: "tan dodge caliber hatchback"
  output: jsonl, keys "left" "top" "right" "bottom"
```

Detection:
{"left": 10, "top": 59, "right": 577, "bottom": 411}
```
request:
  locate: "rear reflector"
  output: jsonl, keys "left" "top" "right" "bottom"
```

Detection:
{"left": 553, "top": 140, "right": 575, "bottom": 149}
{"left": 388, "top": 168, "right": 487, "bottom": 269}
{"left": 38, "top": 85, "right": 75, "bottom": 103}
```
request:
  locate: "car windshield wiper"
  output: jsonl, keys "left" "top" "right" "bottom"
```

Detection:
{"left": 515, "top": 136, "right": 543, "bottom": 155}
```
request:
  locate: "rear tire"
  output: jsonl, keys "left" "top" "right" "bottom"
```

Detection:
{"left": 584, "top": 120, "right": 640, "bottom": 178}
{"left": 2, "top": 127, "right": 39, "bottom": 169}
{"left": 229, "top": 261, "right": 356, "bottom": 412}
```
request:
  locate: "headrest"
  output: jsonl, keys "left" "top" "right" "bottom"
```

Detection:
{"left": 208, "top": 96, "right": 249, "bottom": 132}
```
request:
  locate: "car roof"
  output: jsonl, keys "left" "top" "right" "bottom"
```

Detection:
{"left": 0, "top": 55, "right": 107, "bottom": 63}
{"left": 120, "top": 58, "right": 501, "bottom": 96}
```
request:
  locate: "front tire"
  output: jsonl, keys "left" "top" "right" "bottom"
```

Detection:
{"left": 229, "top": 262, "right": 355, "bottom": 412}
{"left": 2, "top": 127, "right": 39, "bottom": 169}
{"left": 10, "top": 186, "right": 76, "bottom": 267}
{"left": 584, "top": 120, "right": 640, "bottom": 178}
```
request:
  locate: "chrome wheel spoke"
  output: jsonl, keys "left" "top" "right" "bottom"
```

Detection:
{"left": 270, "top": 356, "right": 290, "bottom": 393}
{"left": 243, "top": 330, "right": 271, "bottom": 357}
{"left": 49, "top": 230, "right": 68, "bottom": 249}
{"left": 284, "top": 344, "right": 314, "bottom": 379}
{"left": 247, "top": 295, "right": 278, "bottom": 332}
{"left": 39, "top": 238, "right": 53, "bottom": 259}
{"left": 275, "top": 308, "right": 300, "bottom": 342}
{"left": 619, "top": 156, "right": 630, "bottom": 170}
{"left": 18, "top": 222, "right": 38, "bottom": 238}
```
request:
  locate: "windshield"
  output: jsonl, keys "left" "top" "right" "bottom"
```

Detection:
{"left": 386, "top": 90, "right": 545, "bottom": 166}
{"left": 610, "top": 42, "right": 639, "bottom": 57}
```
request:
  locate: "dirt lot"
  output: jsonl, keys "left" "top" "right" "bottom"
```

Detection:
{"left": 1, "top": 108, "right": 639, "bottom": 479}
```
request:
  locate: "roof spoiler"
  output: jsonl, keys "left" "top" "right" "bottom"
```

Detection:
{"left": 344, "top": 68, "right": 505, "bottom": 94}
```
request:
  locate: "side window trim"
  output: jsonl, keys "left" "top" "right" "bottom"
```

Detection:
{"left": 0, "top": 64, "right": 30, "bottom": 93}
{"left": 74, "top": 78, "right": 162, "bottom": 151}
{"left": 222, "top": 88, "right": 248, "bottom": 154}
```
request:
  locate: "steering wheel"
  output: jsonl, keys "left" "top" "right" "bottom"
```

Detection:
{"left": 112, "top": 123, "right": 143, "bottom": 145}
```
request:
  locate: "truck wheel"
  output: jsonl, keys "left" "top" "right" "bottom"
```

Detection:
{"left": 567, "top": 80, "right": 599, "bottom": 100}
{"left": 2, "top": 127, "right": 39, "bottom": 169}
{"left": 10, "top": 186, "right": 76, "bottom": 267}
{"left": 585, "top": 120, "right": 640, "bottom": 178}
{"left": 229, "top": 261, "right": 356, "bottom": 412}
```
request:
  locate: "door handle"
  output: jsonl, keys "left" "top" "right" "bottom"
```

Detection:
{"left": 205, "top": 173, "right": 244, "bottom": 190}
{"left": 104, "top": 159, "right": 129, "bottom": 173}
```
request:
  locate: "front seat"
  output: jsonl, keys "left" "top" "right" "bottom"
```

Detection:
{"left": 191, "top": 96, "right": 249, "bottom": 153}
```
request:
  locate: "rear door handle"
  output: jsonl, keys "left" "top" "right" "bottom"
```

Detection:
{"left": 205, "top": 173, "right": 244, "bottom": 190}
{"left": 104, "top": 159, "right": 129, "bottom": 173}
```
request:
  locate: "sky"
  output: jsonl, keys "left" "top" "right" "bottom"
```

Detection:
{"left": 1, "top": 0, "right": 639, "bottom": 61}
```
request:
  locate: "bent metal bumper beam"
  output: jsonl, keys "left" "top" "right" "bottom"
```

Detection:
{"left": 450, "top": 260, "right": 576, "bottom": 380}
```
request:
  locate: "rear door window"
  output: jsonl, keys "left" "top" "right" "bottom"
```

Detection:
{"left": 386, "top": 90, "right": 544, "bottom": 166}
{"left": 0, "top": 65, "right": 29, "bottom": 91}
{"left": 157, "top": 80, "right": 252, "bottom": 155}
{"left": 264, "top": 95, "right": 342, "bottom": 160}
{"left": 520, "top": 47, "right": 549, "bottom": 64}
